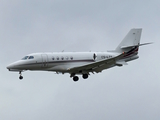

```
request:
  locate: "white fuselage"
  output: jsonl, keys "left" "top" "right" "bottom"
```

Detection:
{"left": 7, "top": 52, "right": 120, "bottom": 73}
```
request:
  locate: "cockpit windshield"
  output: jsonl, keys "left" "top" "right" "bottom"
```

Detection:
{"left": 21, "top": 56, "right": 34, "bottom": 60}
{"left": 22, "top": 56, "right": 29, "bottom": 60}
{"left": 28, "top": 56, "right": 34, "bottom": 59}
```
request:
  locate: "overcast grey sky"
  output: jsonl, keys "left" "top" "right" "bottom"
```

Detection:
{"left": 0, "top": 0, "right": 160, "bottom": 120}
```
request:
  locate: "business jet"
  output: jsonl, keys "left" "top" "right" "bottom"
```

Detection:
{"left": 6, "top": 28, "right": 151, "bottom": 81}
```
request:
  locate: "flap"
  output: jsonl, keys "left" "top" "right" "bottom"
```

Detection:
{"left": 116, "top": 61, "right": 128, "bottom": 66}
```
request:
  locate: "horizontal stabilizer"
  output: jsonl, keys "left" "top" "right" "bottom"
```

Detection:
{"left": 139, "top": 42, "right": 153, "bottom": 46}
{"left": 121, "top": 42, "right": 153, "bottom": 49}
{"left": 116, "top": 61, "right": 128, "bottom": 66}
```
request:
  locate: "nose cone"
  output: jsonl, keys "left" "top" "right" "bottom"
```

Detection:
{"left": 7, "top": 63, "right": 17, "bottom": 71}
{"left": 7, "top": 64, "right": 14, "bottom": 69}
{"left": 6, "top": 61, "right": 22, "bottom": 71}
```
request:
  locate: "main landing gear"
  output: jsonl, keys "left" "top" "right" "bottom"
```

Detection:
{"left": 19, "top": 71, "right": 23, "bottom": 80}
{"left": 82, "top": 74, "right": 88, "bottom": 79}
{"left": 73, "top": 76, "right": 79, "bottom": 82}
{"left": 72, "top": 74, "right": 89, "bottom": 82}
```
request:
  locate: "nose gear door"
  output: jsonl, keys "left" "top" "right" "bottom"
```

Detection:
{"left": 41, "top": 54, "right": 48, "bottom": 67}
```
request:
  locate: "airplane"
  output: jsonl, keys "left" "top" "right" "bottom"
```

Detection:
{"left": 6, "top": 28, "right": 152, "bottom": 81}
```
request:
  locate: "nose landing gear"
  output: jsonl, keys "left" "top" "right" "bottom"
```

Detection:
{"left": 19, "top": 71, "right": 23, "bottom": 80}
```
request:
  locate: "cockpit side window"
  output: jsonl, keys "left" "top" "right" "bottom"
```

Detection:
{"left": 22, "top": 56, "right": 29, "bottom": 60}
{"left": 28, "top": 56, "right": 34, "bottom": 59}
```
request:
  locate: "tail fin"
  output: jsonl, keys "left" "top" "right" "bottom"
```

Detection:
{"left": 115, "top": 28, "right": 142, "bottom": 53}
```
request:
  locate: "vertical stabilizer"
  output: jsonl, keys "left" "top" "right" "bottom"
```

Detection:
{"left": 115, "top": 28, "right": 142, "bottom": 52}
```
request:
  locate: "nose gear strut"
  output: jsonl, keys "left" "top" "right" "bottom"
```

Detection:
{"left": 19, "top": 71, "right": 23, "bottom": 80}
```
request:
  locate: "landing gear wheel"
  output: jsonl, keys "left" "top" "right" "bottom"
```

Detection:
{"left": 19, "top": 76, "right": 23, "bottom": 80}
{"left": 82, "top": 74, "right": 88, "bottom": 79}
{"left": 73, "top": 76, "right": 79, "bottom": 82}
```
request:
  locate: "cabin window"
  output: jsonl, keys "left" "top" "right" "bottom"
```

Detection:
{"left": 61, "top": 57, "right": 64, "bottom": 60}
{"left": 52, "top": 57, "right": 55, "bottom": 60}
{"left": 28, "top": 56, "right": 34, "bottom": 59}
{"left": 70, "top": 56, "right": 73, "bottom": 60}
{"left": 22, "top": 56, "right": 29, "bottom": 60}
{"left": 57, "top": 57, "right": 59, "bottom": 60}
{"left": 66, "top": 56, "right": 69, "bottom": 60}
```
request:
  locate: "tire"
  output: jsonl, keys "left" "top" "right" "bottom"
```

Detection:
{"left": 82, "top": 74, "right": 88, "bottom": 79}
{"left": 19, "top": 76, "right": 23, "bottom": 80}
{"left": 73, "top": 76, "right": 79, "bottom": 82}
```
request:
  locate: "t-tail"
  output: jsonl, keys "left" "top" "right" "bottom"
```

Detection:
{"left": 115, "top": 28, "right": 152, "bottom": 55}
{"left": 113, "top": 28, "right": 152, "bottom": 66}
{"left": 115, "top": 28, "right": 142, "bottom": 54}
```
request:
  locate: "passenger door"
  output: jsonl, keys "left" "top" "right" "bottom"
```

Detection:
{"left": 41, "top": 54, "right": 48, "bottom": 67}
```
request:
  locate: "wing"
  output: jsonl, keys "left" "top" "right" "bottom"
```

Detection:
{"left": 67, "top": 52, "right": 125, "bottom": 74}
